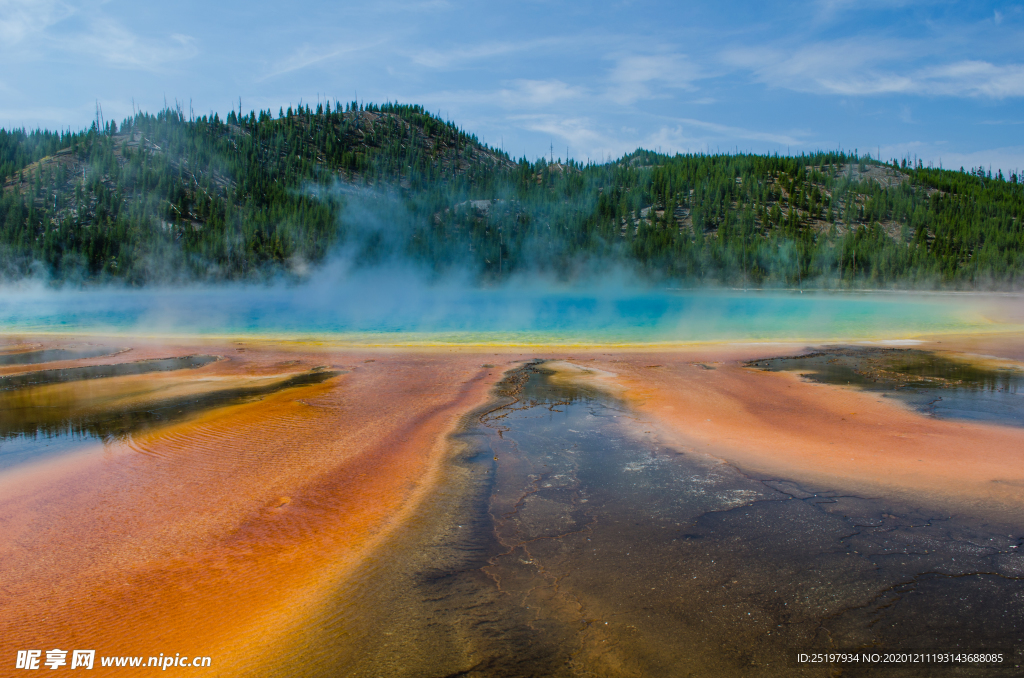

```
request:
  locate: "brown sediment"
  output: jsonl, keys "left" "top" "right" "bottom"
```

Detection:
{"left": 573, "top": 338, "right": 1024, "bottom": 522}
{"left": 0, "top": 338, "right": 526, "bottom": 674}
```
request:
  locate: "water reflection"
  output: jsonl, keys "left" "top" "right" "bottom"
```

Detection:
{"left": 749, "top": 348, "right": 1024, "bottom": 427}
{"left": 0, "top": 366, "right": 340, "bottom": 471}
{"left": 0, "top": 354, "right": 219, "bottom": 390}
{"left": 0, "top": 346, "right": 122, "bottom": 366}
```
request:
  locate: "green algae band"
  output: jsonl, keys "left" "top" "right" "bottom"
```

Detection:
{"left": 0, "top": 354, "right": 220, "bottom": 390}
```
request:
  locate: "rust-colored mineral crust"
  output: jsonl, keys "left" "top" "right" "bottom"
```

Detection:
{"left": 0, "top": 340, "right": 520, "bottom": 674}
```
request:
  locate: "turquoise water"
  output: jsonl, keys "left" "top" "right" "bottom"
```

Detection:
{"left": 0, "top": 285, "right": 996, "bottom": 344}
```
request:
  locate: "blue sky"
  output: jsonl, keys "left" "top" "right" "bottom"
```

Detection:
{"left": 1, "top": 0, "right": 1022, "bottom": 174}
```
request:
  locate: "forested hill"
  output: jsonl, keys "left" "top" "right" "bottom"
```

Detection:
{"left": 1, "top": 102, "right": 1022, "bottom": 288}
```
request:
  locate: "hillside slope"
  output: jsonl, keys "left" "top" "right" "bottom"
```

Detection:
{"left": 1, "top": 104, "right": 1022, "bottom": 287}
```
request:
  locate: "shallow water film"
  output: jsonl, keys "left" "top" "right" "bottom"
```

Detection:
{"left": 753, "top": 348, "right": 1024, "bottom": 427}
{"left": 300, "top": 362, "right": 1024, "bottom": 677}
{"left": 0, "top": 359, "right": 339, "bottom": 470}
{"left": 2, "top": 339, "right": 1023, "bottom": 677}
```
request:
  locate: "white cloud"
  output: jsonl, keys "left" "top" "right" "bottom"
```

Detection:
{"left": 605, "top": 53, "right": 701, "bottom": 104}
{"left": 411, "top": 38, "right": 558, "bottom": 69}
{"left": 0, "top": 1, "right": 196, "bottom": 71}
{"left": 724, "top": 42, "right": 1024, "bottom": 99}
{"left": 925, "top": 145, "right": 1024, "bottom": 176}
{"left": 70, "top": 19, "right": 197, "bottom": 70}
{"left": 496, "top": 80, "right": 586, "bottom": 108}
{"left": 262, "top": 41, "right": 384, "bottom": 80}
{"left": 412, "top": 78, "right": 587, "bottom": 112}
{"left": 664, "top": 118, "right": 804, "bottom": 146}
{"left": 918, "top": 61, "right": 1024, "bottom": 98}
{"left": 0, "top": 0, "right": 73, "bottom": 45}
{"left": 415, "top": 59, "right": 697, "bottom": 116}
{"left": 511, "top": 112, "right": 806, "bottom": 162}
{"left": 512, "top": 114, "right": 620, "bottom": 158}
{"left": 811, "top": 0, "right": 919, "bottom": 24}
{"left": 876, "top": 142, "right": 1024, "bottom": 175}
{"left": 723, "top": 41, "right": 903, "bottom": 94}
{"left": 374, "top": 0, "right": 452, "bottom": 10}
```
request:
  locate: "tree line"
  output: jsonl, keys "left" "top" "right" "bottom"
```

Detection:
{"left": 0, "top": 103, "right": 1021, "bottom": 287}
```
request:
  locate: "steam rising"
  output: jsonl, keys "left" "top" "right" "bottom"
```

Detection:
{"left": 0, "top": 176, "right": 1005, "bottom": 345}
{"left": 0, "top": 267, "right": 989, "bottom": 344}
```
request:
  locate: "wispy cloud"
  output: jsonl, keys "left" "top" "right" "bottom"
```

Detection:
{"left": 935, "top": 145, "right": 1024, "bottom": 174}
{"left": 498, "top": 79, "right": 586, "bottom": 107}
{"left": 419, "top": 60, "right": 702, "bottom": 112}
{"left": 2, "top": 0, "right": 1020, "bottom": 175}
{"left": 511, "top": 114, "right": 632, "bottom": 161}
{"left": 0, "top": 0, "right": 73, "bottom": 45}
{"left": 261, "top": 40, "right": 385, "bottom": 80}
{"left": 372, "top": 0, "right": 452, "bottom": 10}
{"left": 412, "top": 78, "right": 587, "bottom": 112}
{"left": 512, "top": 115, "right": 608, "bottom": 147}
{"left": 917, "top": 61, "right": 1024, "bottom": 97}
{"left": 663, "top": 117, "right": 804, "bottom": 146}
{"left": 811, "top": 0, "right": 920, "bottom": 24}
{"left": 605, "top": 53, "right": 702, "bottom": 104}
{"left": 70, "top": 19, "right": 198, "bottom": 70}
{"left": 511, "top": 112, "right": 805, "bottom": 162}
{"left": 411, "top": 38, "right": 559, "bottom": 69}
{"left": 724, "top": 41, "right": 1024, "bottom": 99}
{"left": 0, "top": 0, "right": 196, "bottom": 71}
{"left": 869, "top": 140, "right": 1024, "bottom": 175}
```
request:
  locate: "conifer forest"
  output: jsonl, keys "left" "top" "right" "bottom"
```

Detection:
{"left": 1, "top": 102, "right": 1022, "bottom": 287}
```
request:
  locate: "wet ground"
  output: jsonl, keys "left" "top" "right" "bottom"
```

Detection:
{"left": 0, "top": 345, "right": 123, "bottom": 366}
{"left": 325, "top": 361, "right": 1024, "bottom": 677}
{"left": 0, "top": 342, "right": 506, "bottom": 677}
{"left": 3, "top": 343, "right": 1022, "bottom": 676}
{"left": 0, "top": 352, "right": 340, "bottom": 471}
{"left": 0, "top": 354, "right": 219, "bottom": 389}
{"left": 749, "top": 348, "right": 1024, "bottom": 427}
